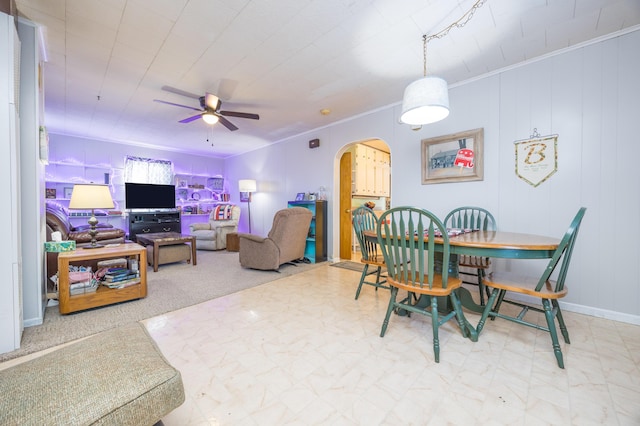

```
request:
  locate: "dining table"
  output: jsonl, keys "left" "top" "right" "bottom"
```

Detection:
{"left": 363, "top": 229, "right": 560, "bottom": 314}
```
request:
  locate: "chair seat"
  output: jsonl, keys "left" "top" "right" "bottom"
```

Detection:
{"left": 459, "top": 255, "right": 490, "bottom": 268}
{"left": 484, "top": 272, "right": 567, "bottom": 299}
{"left": 389, "top": 274, "right": 462, "bottom": 296}
{"left": 360, "top": 253, "right": 385, "bottom": 267}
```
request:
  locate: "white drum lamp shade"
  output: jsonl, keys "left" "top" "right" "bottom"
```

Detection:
{"left": 238, "top": 179, "right": 257, "bottom": 193}
{"left": 400, "top": 76, "right": 450, "bottom": 125}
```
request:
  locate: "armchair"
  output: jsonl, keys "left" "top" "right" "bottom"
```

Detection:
{"left": 189, "top": 204, "right": 240, "bottom": 250}
{"left": 238, "top": 207, "right": 312, "bottom": 271}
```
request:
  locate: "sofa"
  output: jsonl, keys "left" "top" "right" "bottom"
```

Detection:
{"left": 189, "top": 204, "right": 240, "bottom": 250}
{"left": 45, "top": 202, "right": 126, "bottom": 291}
{"left": 238, "top": 207, "right": 312, "bottom": 271}
{"left": 0, "top": 322, "right": 185, "bottom": 425}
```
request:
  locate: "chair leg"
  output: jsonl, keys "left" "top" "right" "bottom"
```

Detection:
{"left": 490, "top": 289, "right": 508, "bottom": 320}
{"left": 477, "top": 268, "right": 486, "bottom": 306}
{"left": 477, "top": 288, "right": 500, "bottom": 333}
{"left": 355, "top": 264, "right": 369, "bottom": 300}
{"left": 380, "top": 287, "right": 398, "bottom": 337}
{"left": 374, "top": 266, "right": 382, "bottom": 292}
{"left": 553, "top": 299, "right": 571, "bottom": 344}
{"left": 542, "top": 299, "right": 565, "bottom": 369}
{"left": 430, "top": 296, "right": 440, "bottom": 363}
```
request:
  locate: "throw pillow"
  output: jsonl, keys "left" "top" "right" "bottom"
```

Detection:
{"left": 212, "top": 204, "right": 233, "bottom": 220}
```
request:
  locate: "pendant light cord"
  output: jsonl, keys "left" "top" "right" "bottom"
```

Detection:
{"left": 422, "top": 0, "right": 487, "bottom": 75}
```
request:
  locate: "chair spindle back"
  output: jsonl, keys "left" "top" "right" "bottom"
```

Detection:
{"left": 444, "top": 206, "right": 496, "bottom": 231}
{"left": 352, "top": 207, "right": 379, "bottom": 262}
{"left": 377, "top": 207, "right": 452, "bottom": 290}
{"left": 536, "top": 207, "right": 586, "bottom": 293}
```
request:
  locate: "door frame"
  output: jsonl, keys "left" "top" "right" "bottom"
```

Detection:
{"left": 334, "top": 139, "right": 391, "bottom": 261}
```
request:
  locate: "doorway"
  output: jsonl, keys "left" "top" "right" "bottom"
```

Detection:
{"left": 338, "top": 139, "right": 391, "bottom": 260}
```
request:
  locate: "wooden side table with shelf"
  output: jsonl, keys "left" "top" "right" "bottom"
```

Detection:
{"left": 57, "top": 243, "right": 147, "bottom": 314}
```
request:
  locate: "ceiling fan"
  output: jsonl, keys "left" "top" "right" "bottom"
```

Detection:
{"left": 153, "top": 86, "right": 259, "bottom": 131}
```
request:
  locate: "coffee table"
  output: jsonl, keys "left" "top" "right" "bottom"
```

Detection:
{"left": 135, "top": 232, "right": 197, "bottom": 272}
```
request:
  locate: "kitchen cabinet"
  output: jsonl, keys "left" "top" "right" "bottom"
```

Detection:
{"left": 352, "top": 145, "right": 390, "bottom": 197}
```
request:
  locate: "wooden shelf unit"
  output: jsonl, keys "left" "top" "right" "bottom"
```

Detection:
{"left": 287, "top": 200, "right": 327, "bottom": 263}
{"left": 57, "top": 243, "right": 147, "bottom": 314}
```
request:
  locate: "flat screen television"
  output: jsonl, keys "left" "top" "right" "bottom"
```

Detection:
{"left": 125, "top": 183, "right": 176, "bottom": 210}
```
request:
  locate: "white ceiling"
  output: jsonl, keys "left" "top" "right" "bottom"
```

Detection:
{"left": 15, "top": 0, "right": 640, "bottom": 158}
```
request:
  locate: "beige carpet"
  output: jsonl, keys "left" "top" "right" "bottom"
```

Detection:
{"left": 1, "top": 250, "right": 322, "bottom": 363}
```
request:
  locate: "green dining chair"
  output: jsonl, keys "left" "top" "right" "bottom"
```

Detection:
{"left": 444, "top": 206, "right": 496, "bottom": 305}
{"left": 377, "top": 206, "right": 475, "bottom": 363}
{"left": 476, "top": 207, "right": 587, "bottom": 368}
{"left": 352, "top": 206, "right": 388, "bottom": 299}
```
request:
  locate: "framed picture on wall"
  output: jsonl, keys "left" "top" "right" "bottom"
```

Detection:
{"left": 63, "top": 187, "right": 74, "bottom": 199}
{"left": 421, "top": 128, "right": 484, "bottom": 184}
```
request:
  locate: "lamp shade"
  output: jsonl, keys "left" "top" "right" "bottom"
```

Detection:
{"left": 238, "top": 179, "right": 257, "bottom": 193}
{"left": 202, "top": 113, "right": 219, "bottom": 124}
{"left": 68, "top": 184, "right": 115, "bottom": 209}
{"left": 400, "top": 76, "right": 450, "bottom": 125}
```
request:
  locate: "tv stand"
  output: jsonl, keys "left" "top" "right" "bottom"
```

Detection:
{"left": 128, "top": 211, "right": 181, "bottom": 242}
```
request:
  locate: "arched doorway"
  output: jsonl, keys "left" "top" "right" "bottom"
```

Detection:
{"left": 337, "top": 139, "right": 391, "bottom": 260}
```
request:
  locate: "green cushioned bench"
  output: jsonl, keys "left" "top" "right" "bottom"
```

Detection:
{"left": 0, "top": 322, "right": 185, "bottom": 426}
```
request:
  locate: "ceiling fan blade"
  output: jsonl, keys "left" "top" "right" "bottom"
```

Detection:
{"left": 205, "top": 93, "right": 221, "bottom": 111}
{"left": 219, "top": 110, "right": 259, "bottom": 120}
{"left": 154, "top": 99, "right": 202, "bottom": 111}
{"left": 161, "top": 85, "right": 200, "bottom": 99}
{"left": 217, "top": 115, "right": 239, "bottom": 131}
{"left": 179, "top": 114, "right": 203, "bottom": 124}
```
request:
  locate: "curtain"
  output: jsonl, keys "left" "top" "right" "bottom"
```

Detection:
{"left": 124, "top": 156, "right": 173, "bottom": 184}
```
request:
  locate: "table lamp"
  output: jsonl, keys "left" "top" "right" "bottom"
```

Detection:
{"left": 68, "top": 184, "right": 115, "bottom": 248}
{"left": 238, "top": 179, "right": 256, "bottom": 233}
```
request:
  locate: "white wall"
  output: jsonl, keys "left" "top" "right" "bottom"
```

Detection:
{"left": 0, "top": 11, "right": 22, "bottom": 354}
{"left": 226, "top": 29, "right": 640, "bottom": 323}
{"left": 48, "top": 134, "right": 227, "bottom": 179}
{"left": 18, "top": 18, "right": 46, "bottom": 328}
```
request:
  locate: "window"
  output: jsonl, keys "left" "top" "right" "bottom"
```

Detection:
{"left": 124, "top": 156, "right": 173, "bottom": 184}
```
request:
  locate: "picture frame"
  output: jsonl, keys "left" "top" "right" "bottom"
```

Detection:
{"left": 240, "top": 192, "right": 251, "bottom": 202}
{"left": 421, "top": 128, "right": 484, "bottom": 184}
{"left": 63, "top": 187, "right": 74, "bottom": 199}
{"left": 45, "top": 188, "right": 56, "bottom": 199}
{"left": 295, "top": 192, "right": 305, "bottom": 201}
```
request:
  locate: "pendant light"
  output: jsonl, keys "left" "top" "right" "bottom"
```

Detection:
{"left": 400, "top": 35, "right": 449, "bottom": 125}
{"left": 400, "top": 0, "right": 487, "bottom": 126}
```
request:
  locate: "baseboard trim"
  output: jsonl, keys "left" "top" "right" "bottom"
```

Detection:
{"left": 496, "top": 292, "right": 640, "bottom": 325}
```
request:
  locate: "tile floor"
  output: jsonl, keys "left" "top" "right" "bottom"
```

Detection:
{"left": 142, "top": 264, "right": 640, "bottom": 425}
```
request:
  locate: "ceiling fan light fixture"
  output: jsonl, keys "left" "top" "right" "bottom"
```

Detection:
{"left": 400, "top": 76, "right": 449, "bottom": 125}
{"left": 202, "top": 113, "right": 219, "bottom": 125}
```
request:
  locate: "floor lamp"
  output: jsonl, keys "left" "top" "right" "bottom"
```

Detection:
{"left": 238, "top": 179, "right": 256, "bottom": 233}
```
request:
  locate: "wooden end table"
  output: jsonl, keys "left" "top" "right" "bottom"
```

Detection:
{"left": 135, "top": 232, "right": 197, "bottom": 272}
{"left": 57, "top": 243, "right": 147, "bottom": 314}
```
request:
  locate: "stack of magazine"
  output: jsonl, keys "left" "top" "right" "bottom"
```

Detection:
{"left": 101, "top": 267, "right": 140, "bottom": 289}
{"left": 69, "top": 268, "right": 98, "bottom": 295}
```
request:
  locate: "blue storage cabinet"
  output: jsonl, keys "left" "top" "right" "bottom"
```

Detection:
{"left": 287, "top": 200, "right": 327, "bottom": 263}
